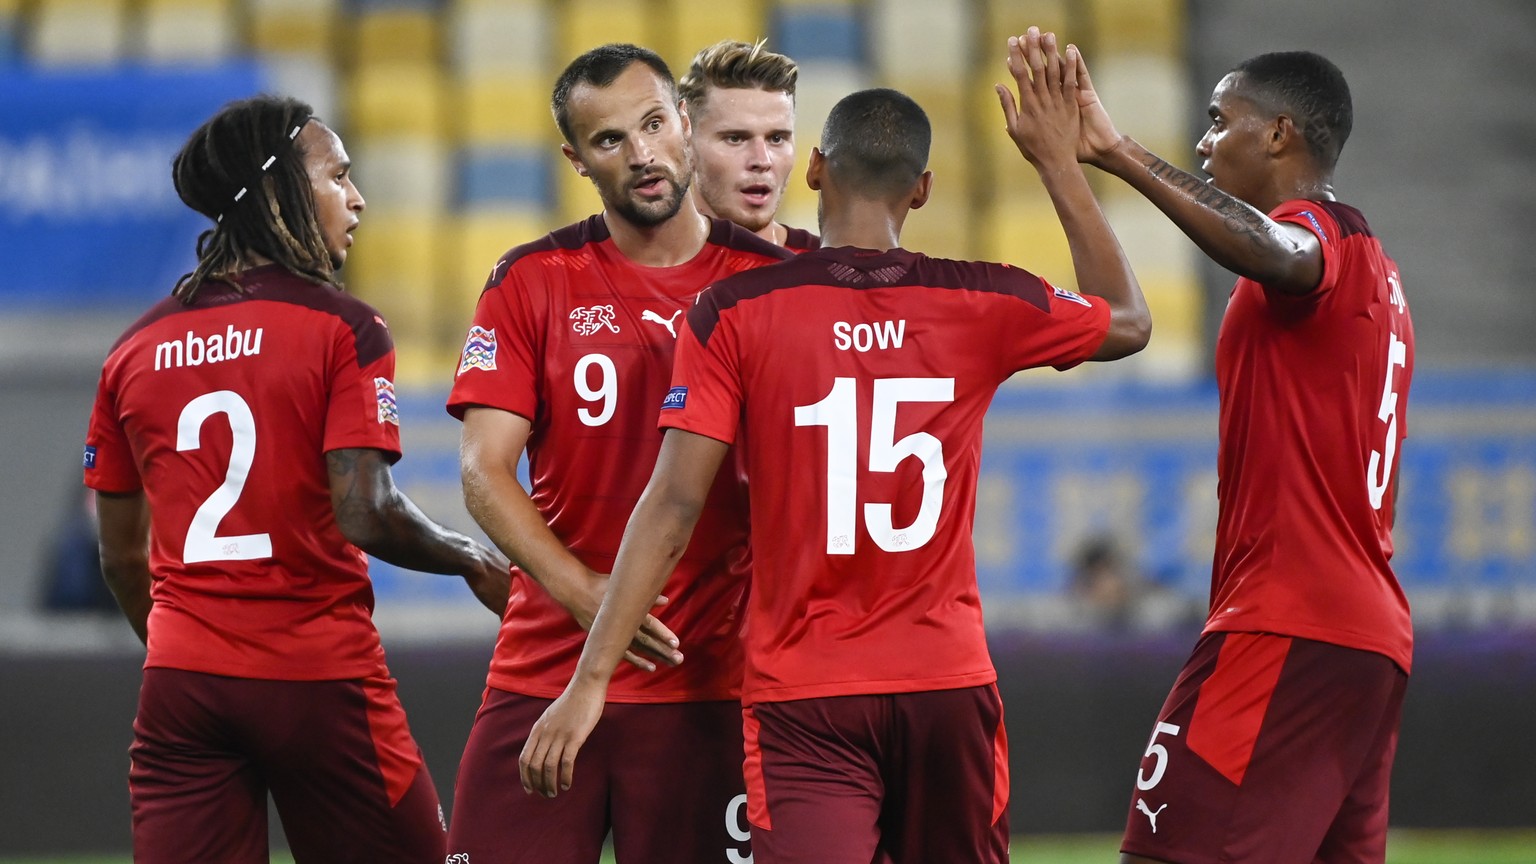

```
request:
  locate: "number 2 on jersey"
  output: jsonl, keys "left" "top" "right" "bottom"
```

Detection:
{"left": 177, "top": 390, "right": 272, "bottom": 563}
{"left": 794, "top": 377, "right": 954, "bottom": 555}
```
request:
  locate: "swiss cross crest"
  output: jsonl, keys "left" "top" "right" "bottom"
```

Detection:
{"left": 569, "top": 304, "right": 620, "bottom": 336}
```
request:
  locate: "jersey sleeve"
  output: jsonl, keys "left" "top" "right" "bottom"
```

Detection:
{"left": 447, "top": 267, "right": 541, "bottom": 421}
{"left": 82, "top": 365, "right": 141, "bottom": 493}
{"left": 658, "top": 293, "right": 743, "bottom": 445}
{"left": 322, "top": 312, "right": 403, "bottom": 461}
{"left": 1001, "top": 272, "right": 1112, "bottom": 373}
{"left": 1271, "top": 200, "right": 1342, "bottom": 299}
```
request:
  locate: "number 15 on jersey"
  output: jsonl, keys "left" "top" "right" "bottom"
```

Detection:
{"left": 793, "top": 377, "right": 954, "bottom": 556}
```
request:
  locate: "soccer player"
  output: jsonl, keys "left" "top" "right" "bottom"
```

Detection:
{"left": 84, "top": 95, "right": 511, "bottom": 864}
{"left": 444, "top": 44, "right": 793, "bottom": 864}
{"left": 520, "top": 32, "right": 1150, "bottom": 863}
{"left": 679, "top": 39, "right": 819, "bottom": 251}
{"left": 1066, "top": 44, "right": 1414, "bottom": 864}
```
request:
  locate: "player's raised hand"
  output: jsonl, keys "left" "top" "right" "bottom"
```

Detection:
{"left": 1068, "top": 44, "right": 1126, "bottom": 167}
{"left": 995, "top": 28, "right": 1081, "bottom": 174}
{"left": 572, "top": 570, "right": 683, "bottom": 672}
{"left": 519, "top": 682, "right": 604, "bottom": 798}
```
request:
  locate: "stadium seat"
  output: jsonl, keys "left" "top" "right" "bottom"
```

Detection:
{"left": 1093, "top": 51, "right": 1192, "bottom": 160}
{"left": 983, "top": 199, "right": 1077, "bottom": 289}
{"left": 139, "top": 0, "right": 237, "bottom": 65}
{"left": 554, "top": 156, "right": 599, "bottom": 226}
{"left": 457, "top": 146, "right": 553, "bottom": 212}
{"left": 247, "top": 0, "right": 339, "bottom": 57}
{"left": 346, "top": 62, "right": 449, "bottom": 139}
{"left": 344, "top": 212, "right": 446, "bottom": 384}
{"left": 261, "top": 54, "right": 342, "bottom": 133}
{"left": 558, "top": 0, "right": 657, "bottom": 67}
{"left": 0, "top": 0, "right": 19, "bottom": 62}
{"left": 1132, "top": 275, "right": 1201, "bottom": 379}
{"left": 455, "top": 73, "right": 555, "bottom": 147}
{"left": 656, "top": 0, "right": 767, "bottom": 73}
{"left": 444, "top": 211, "right": 552, "bottom": 317}
{"left": 869, "top": 0, "right": 970, "bottom": 87}
{"left": 772, "top": 2, "right": 863, "bottom": 66}
{"left": 351, "top": 137, "right": 453, "bottom": 214}
{"left": 27, "top": 0, "right": 129, "bottom": 66}
{"left": 350, "top": 5, "right": 439, "bottom": 68}
{"left": 449, "top": 0, "right": 549, "bottom": 77}
{"left": 982, "top": 0, "right": 1073, "bottom": 56}
{"left": 1086, "top": 0, "right": 1184, "bottom": 58}
{"left": 903, "top": 199, "right": 971, "bottom": 263}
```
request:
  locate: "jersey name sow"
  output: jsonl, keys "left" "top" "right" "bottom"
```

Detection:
{"left": 833, "top": 319, "right": 906, "bottom": 352}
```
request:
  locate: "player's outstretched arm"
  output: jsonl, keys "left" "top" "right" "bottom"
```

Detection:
{"left": 997, "top": 28, "right": 1149, "bottom": 360}
{"left": 519, "top": 428, "right": 728, "bottom": 799}
{"left": 326, "top": 447, "right": 511, "bottom": 615}
{"left": 95, "top": 490, "right": 153, "bottom": 645}
{"left": 1070, "top": 47, "right": 1322, "bottom": 295}
{"left": 459, "top": 406, "right": 681, "bottom": 670}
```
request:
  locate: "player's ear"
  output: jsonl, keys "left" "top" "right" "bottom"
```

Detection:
{"left": 908, "top": 171, "right": 934, "bottom": 210}
{"left": 678, "top": 99, "right": 692, "bottom": 138}
{"left": 561, "top": 143, "right": 589, "bottom": 178}
{"left": 805, "top": 147, "right": 826, "bottom": 191}
{"left": 1269, "top": 114, "right": 1294, "bottom": 157}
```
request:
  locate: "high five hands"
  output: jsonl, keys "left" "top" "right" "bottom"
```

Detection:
{"left": 996, "top": 27, "right": 1124, "bottom": 169}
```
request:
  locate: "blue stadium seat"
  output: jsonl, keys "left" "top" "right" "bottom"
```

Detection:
{"left": 457, "top": 146, "right": 553, "bottom": 211}
{"left": 771, "top": 4, "right": 864, "bottom": 65}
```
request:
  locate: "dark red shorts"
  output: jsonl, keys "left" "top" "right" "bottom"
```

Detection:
{"left": 129, "top": 667, "right": 445, "bottom": 864}
{"left": 446, "top": 689, "right": 749, "bottom": 864}
{"left": 744, "top": 684, "right": 1010, "bottom": 864}
{"left": 1121, "top": 632, "right": 1408, "bottom": 864}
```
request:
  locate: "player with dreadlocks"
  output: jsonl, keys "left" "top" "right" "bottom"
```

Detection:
{"left": 83, "top": 94, "right": 510, "bottom": 863}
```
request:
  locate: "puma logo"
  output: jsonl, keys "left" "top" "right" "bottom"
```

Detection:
{"left": 1136, "top": 798, "right": 1167, "bottom": 833}
{"left": 641, "top": 308, "right": 684, "bottom": 338}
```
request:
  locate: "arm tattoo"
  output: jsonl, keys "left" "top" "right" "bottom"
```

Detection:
{"left": 1140, "top": 153, "right": 1274, "bottom": 255}
{"left": 326, "top": 449, "right": 374, "bottom": 534}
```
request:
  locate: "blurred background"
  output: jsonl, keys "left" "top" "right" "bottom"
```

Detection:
{"left": 1, "top": 0, "right": 1533, "bottom": 857}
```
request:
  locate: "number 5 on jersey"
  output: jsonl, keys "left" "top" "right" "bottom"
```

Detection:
{"left": 794, "top": 377, "right": 954, "bottom": 556}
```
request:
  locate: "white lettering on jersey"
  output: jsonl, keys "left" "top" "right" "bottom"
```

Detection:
{"left": 641, "top": 308, "right": 684, "bottom": 338}
{"left": 569, "top": 305, "right": 620, "bottom": 336}
{"left": 832, "top": 319, "right": 906, "bottom": 352}
{"left": 154, "top": 327, "right": 264, "bottom": 371}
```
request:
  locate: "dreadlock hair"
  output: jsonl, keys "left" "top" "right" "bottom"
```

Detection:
{"left": 551, "top": 44, "right": 677, "bottom": 146}
{"left": 677, "top": 39, "right": 798, "bottom": 119}
{"left": 1230, "top": 51, "right": 1353, "bottom": 170}
{"left": 170, "top": 94, "right": 336, "bottom": 303}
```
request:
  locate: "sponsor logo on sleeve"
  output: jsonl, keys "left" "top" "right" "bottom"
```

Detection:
{"left": 82, "top": 444, "right": 97, "bottom": 469}
{"left": 374, "top": 377, "right": 400, "bottom": 426}
{"left": 569, "top": 305, "right": 621, "bottom": 336}
{"left": 457, "top": 325, "right": 498, "bottom": 375}
{"left": 1299, "top": 209, "right": 1329, "bottom": 242}
{"left": 1052, "top": 285, "right": 1092, "bottom": 308}
{"left": 661, "top": 386, "right": 688, "bottom": 410}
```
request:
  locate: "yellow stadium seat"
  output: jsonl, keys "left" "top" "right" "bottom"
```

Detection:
{"left": 350, "top": 137, "right": 452, "bottom": 213}
{"left": 1093, "top": 53, "right": 1192, "bottom": 158}
{"left": 1133, "top": 275, "right": 1202, "bottom": 379}
{"left": 656, "top": 0, "right": 767, "bottom": 72}
{"left": 455, "top": 73, "right": 555, "bottom": 147}
{"left": 554, "top": 157, "right": 600, "bottom": 226}
{"left": 449, "top": 0, "right": 549, "bottom": 76}
{"left": 1086, "top": 0, "right": 1184, "bottom": 58}
{"left": 967, "top": 83, "right": 1043, "bottom": 193}
{"left": 870, "top": 0, "right": 970, "bottom": 88}
{"left": 983, "top": 199, "right": 1077, "bottom": 289}
{"left": 351, "top": 7, "right": 439, "bottom": 68}
{"left": 444, "top": 211, "right": 553, "bottom": 316}
{"left": 982, "top": 0, "right": 1073, "bottom": 55}
{"left": 903, "top": 199, "right": 971, "bottom": 262}
{"left": 140, "top": 0, "right": 237, "bottom": 64}
{"left": 345, "top": 213, "right": 449, "bottom": 382}
{"left": 347, "top": 63, "right": 449, "bottom": 139}
{"left": 558, "top": 0, "right": 657, "bottom": 67}
{"left": 1103, "top": 189, "right": 1199, "bottom": 279}
{"left": 247, "top": 0, "right": 338, "bottom": 57}
{"left": 28, "top": 0, "right": 129, "bottom": 66}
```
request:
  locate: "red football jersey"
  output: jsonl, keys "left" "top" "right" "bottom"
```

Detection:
{"left": 447, "top": 215, "right": 793, "bottom": 702}
{"left": 1206, "top": 200, "right": 1415, "bottom": 672}
{"left": 782, "top": 225, "right": 821, "bottom": 253}
{"left": 83, "top": 266, "right": 402, "bottom": 680}
{"left": 662, "top": 246, "right": 1111, "bottom": 704}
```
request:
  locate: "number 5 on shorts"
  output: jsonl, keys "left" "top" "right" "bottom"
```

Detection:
{"left": 1136, "top": 721, "right": 1182, "bottom": 791}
